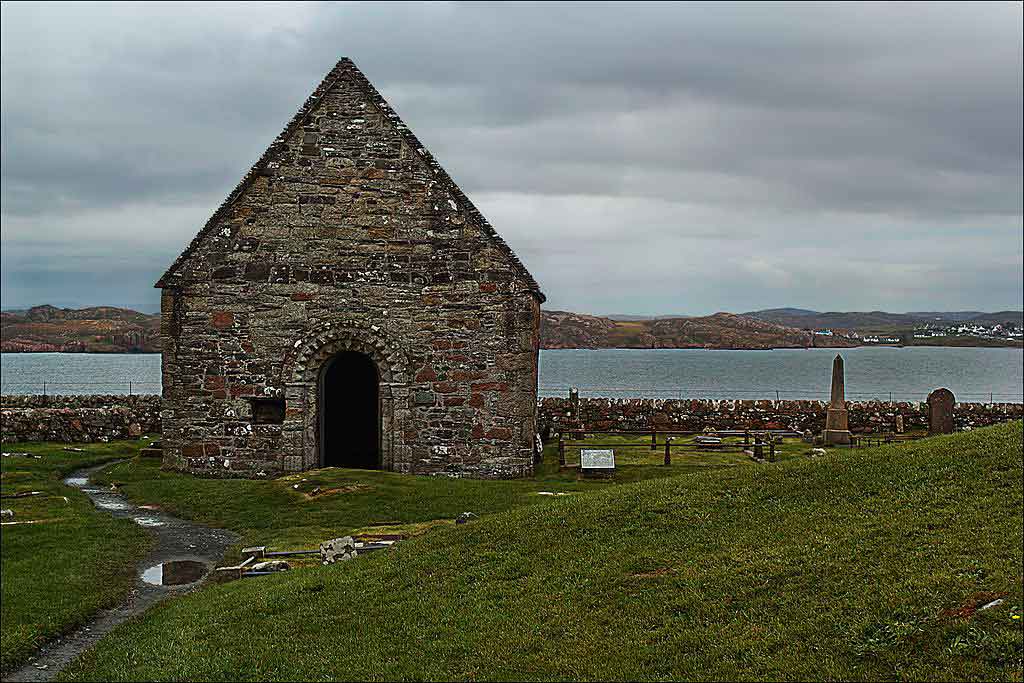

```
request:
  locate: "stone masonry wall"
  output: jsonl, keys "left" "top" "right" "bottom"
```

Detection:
{"left": 156, "top": 60, "right": 541, "bottom": 479}
{"left": 1, "top": 395, "right": 162, "bottom": 444}
{"left": 538, "top": 397, "right": 1023, "bottom": 436}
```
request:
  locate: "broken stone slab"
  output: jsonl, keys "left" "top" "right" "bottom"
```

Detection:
{"left": 249, "top": 560, "right": 290, "bottom": 572}
{"left": 320, "top": 536, "right": 357, "bottom": 564}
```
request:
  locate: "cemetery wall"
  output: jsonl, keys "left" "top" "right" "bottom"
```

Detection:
{"left": 537, "top": 396, "right": 1023, "bottom": 436}
{"left": 0, "top": 394, "right": 161, "bottom": 444}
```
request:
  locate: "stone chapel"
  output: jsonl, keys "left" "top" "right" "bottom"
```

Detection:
{"left": 156, "top": 58, "right": 544, "bottom": 478}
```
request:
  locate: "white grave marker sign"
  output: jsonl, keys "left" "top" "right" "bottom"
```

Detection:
{"left": 581, "top": 449, "right": 615, "bottom": 470}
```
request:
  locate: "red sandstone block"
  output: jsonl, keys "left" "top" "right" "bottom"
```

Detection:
{"left": 204, "top": 376, "right": 226, "bottom": 390}
{"left": 433, "top": 381, "right": 459, "bottom": 394}
{"left": 210, "top": 311, "right": 234, "bottom": 330}
{"left": 451, "top": 370, "right": 486, "bottom": 381}
{"left": 478, "top": 282, "right": 498, "bottom": 293}
{"left": 182, "top": 442, "right": 220, "bottom": 458}
{"left": 230, "top": 384, "right": 257, "bottom": 398}
{"left": 444, "top": 396, "right": 466, "bottom": 406}
{"left": 468, "top": 393, "right": 485, "bottom": 408}
{"left": 471, "top": 424, "right": 484, "bottom": 439}
{"left": 485, "top": 427, "right": 512, "bottom": 440}
{"left": 415, "top": 365, "right": 438, "bottom": 382}
{"left": 432, "top": 340, "right": 452, "bottom": 350}
{"left": 291, "top": 292, "right": 315, "bottom": 301}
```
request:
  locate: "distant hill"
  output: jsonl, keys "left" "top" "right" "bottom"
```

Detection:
{"left": 745, "top": 308, "right": 1023, "bottom": 331}
{"left": 604, "top": 314, "right": 692, "bottom": 321}
{"left": 744, "top": 307, "right": 820, "bottom": 319}
{"left": 3, "top": 304, "right": 1018, "bottom": 354}
{"left": 541, "top": 311, "right": 856, "bottom": 349}
{"left": 906, "top": 311, "right": 986, "bottom": 323}
{"left": 965, "top": 311, "right": 1024, "bottom": 327}
{"left": 1, "top": 305, "right": 160, "bottom": 353}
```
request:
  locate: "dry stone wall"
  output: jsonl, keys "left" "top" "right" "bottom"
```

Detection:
{"left": 1, "top": 395, "right": 161, "bottom": 444}
{"left": 2, "top": 393, "right": 1019, "bottom": 448}
{"left": 538, "top": 397, "right": 1023, "bottom": 436}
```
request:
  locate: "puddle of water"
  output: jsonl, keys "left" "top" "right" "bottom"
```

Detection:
{"left": 95, "top": 499, "right": 129, "bottom": 511}
{"left": 64, "top": 477, "right": 88, "bottom": 487}
{"left": 141, "top": 560, "right": 208, "bottom": 586}
{"left": 133, "top": 516, "right": 165, "bottom": 527}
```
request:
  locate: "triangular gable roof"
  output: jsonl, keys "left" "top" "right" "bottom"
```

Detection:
{"left": 156, "top": 58, "right": 544, "bottom": 302}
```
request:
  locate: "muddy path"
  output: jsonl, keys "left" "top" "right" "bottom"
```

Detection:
{"left": 3, "top": 461, "right": 238, "bottom": 682}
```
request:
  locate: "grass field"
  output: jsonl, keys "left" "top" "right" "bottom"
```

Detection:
{"left": 0, "top": 441, "right": 152, "bottom": 671}
{"left": 86, "top": 433, "right": 794, "bottom": 557}
{"left": 58, "top": 422, "right": 1023, "bottom": 681}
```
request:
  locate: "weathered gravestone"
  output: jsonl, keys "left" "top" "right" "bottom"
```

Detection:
{"left": 581, "top": 448, "right": 615, "bottom": 478}
{"left": 927, "top": 388, "right": 955, "bottom": 435}
{"left": 894, "top": 414, "right": 905, "bottom": 434}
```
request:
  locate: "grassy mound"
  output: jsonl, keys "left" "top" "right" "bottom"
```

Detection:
{"left": 64, "top": 423, "right": 1022, "bottom": 681}
{"left": 1, "top": 441, "right": 152, "bottom": 671}
{"left": 87, "top": 433, "right": 807, "bottom": 555}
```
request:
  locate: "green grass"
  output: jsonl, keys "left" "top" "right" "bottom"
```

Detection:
{"left": 87, "top": 434, "right": 786, "bottom": 556}
{"left": 0, "top": 440, "right": 153, "bottom": 671}
{"left": 61, "top": 423, "right": 1023, "bottom": 681}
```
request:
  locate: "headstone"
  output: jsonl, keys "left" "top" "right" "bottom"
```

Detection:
{"left": 894, "top": 414, "right": 905, "bottom": 434}
{"left": 320, "top": 536, "right": 357, "bottom": 564}
{"left": 581, "top": 448, "right": 614, "bottom": 478}
{"left": 927, "top": 388, "right": 955, "bottom": 435}
{"left": 569, "top": 387, "right": 582, "bottom": 437}
{"left": 823, "top": 354, "right": 852, "bottom": 445}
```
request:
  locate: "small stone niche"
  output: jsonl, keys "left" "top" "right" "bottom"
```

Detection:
{"left": 251, "top": 398, "right": 286, "bottom": 425}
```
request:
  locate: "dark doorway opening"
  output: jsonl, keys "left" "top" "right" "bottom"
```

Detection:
{"left": 319, "top": 351, "right": 380, "bottom": 469}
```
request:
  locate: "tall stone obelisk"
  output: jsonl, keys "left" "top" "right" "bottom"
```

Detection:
{"left": 823, "top": 354, "right": 851, "bottom": 445}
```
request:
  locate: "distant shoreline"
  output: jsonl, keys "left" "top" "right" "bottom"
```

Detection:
{"left": 2, "top": 342, "right": 1022, "bottom": 355}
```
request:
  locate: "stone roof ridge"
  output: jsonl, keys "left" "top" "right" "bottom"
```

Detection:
{"left": 156, "top": 57, "right": 545, "bottom": 302}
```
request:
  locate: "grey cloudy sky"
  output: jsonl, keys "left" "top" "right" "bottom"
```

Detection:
{"left": 2, "top": 1, "right": 1021, "bottom": 315}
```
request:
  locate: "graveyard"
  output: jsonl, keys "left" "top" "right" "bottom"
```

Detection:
{"left": 0, "top": 421, "right": 1020, "bottom": 680}
{"left": 1, "top": 6, "right": 1021, "bottom": 680}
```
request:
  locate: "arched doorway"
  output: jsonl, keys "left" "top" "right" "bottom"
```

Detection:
{"left": 318, "top": 351, "right": 380, "bottom": 469}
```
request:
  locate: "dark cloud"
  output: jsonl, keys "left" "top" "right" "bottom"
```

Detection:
{"left": 1, "top": 1, "right": 1021, "bottom": 314}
